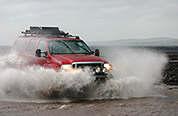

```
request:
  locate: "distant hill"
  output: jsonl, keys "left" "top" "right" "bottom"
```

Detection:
{"left": 88, "top": 37, "right": 178, "bottom": 46}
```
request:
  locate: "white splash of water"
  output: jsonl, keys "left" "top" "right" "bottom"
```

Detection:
{"left": 92, "top": 48, "right": 168, "bottom": 99}
{"left": 0, "top": 48, "right": 168, "bottom": 101}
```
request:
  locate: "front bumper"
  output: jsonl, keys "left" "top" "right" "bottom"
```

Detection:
{"left": 70, "top": 61, "right": 113, "bottom": 81}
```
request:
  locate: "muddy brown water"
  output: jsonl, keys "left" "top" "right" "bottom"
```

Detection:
{"left": 0, "top": 84, "right": 178, "bottom": 116}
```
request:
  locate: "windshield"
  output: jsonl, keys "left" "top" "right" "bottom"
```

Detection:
{"left": 48, "top": 40, "right": 92, "bottom": 55}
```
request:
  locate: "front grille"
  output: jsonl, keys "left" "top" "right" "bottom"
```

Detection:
{"left": 72, "top": 62, "right": 104, "bottom": 69}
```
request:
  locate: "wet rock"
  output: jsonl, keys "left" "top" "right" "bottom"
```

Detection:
{"left": 108, "top": 114, "right": 114, "bottom": 116}
{"left": 58, "top": 105, "right": 72, "bottom": 110}
{"left": 119, "top": 103, "right": 126, "bottom": 107}
{"left": 59, "top": 105, "right": 67, "bottom": 109}
{"left": 86, "top": 104, "right": 94, "bottom": 107}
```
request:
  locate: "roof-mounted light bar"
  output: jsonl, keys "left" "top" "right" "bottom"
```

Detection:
{"left": 21, "top": 26, "right": 80, "bottom": 39}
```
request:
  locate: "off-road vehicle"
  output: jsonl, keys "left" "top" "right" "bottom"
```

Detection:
{"left": 12, "top": 26, "right": 113, "bottom": 80}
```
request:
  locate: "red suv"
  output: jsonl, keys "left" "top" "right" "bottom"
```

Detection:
{"left": 12, "top": 27, "right": 112, "bottom": 80}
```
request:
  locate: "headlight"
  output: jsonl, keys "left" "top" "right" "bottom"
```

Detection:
{"left": 61, "top": 64, "right": 73, "bottom": 70}
{"left": 104, "top": 63, "right": 112, "bottom": 71}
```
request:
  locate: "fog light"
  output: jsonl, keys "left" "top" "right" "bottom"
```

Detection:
{"left": 95, "top": 67, "right": 101, "bottom": 73}
{"left": 102, "top": 67, "right": 107, "bottom": 73}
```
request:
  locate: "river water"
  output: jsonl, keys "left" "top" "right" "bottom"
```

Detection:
{"left": 0, "top": 46, "right": 177, "bottom": 116}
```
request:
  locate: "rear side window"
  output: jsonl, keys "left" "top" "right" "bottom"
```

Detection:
{"left": 26, "top": 39, "right": 38, "bottom": 53}
{"left": 14, "top": 38, "right": 29, "bottom": 52}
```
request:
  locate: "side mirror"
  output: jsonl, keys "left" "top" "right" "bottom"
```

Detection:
{"left": 95, "top": 49, "right": 100, "bottom": 56}
{"left": 91, "top": 51, "right": 95, "bottom": 54}
{"left": 35, "top": 49, "right": 41, "bottom": 57}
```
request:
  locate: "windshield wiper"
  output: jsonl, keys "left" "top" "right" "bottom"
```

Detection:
{"left": 74, "top": 43, "right": 91, "bottom": 54}
{"left": 61, "top": 41, "right": 74, "bottom": 54}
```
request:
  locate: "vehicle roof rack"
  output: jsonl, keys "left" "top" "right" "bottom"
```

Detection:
{"left": 21, "top": 26, "right": 80, "bottom": 39}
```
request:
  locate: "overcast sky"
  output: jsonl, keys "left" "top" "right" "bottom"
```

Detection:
{"left": 0, "top": 0, "right": 178, "bottom": 45}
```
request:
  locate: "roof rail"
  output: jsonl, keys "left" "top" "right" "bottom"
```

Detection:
{"left": 21, "top": 26, "right": 80, "bottom": 39}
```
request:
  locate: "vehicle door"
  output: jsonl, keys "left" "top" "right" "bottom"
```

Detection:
{"left": 35, "top": 40, "right": 48, "bottom": 66}
{"left": 25, "top": 39, "right": 38, "bottom": 65}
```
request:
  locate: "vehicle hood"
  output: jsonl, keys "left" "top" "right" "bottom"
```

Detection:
{"left": 53, "top": 54, "right": 107, "bottom": 64}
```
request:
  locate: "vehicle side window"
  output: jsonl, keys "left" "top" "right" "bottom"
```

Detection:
{"left": 37, "top": 40, "right": 47, "bottom": 52}
{"left": 14, "top": 38, "right": 29, "bottom": 52}
{"left": 26, "top": 39, "right": 38, "bottom": 53}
